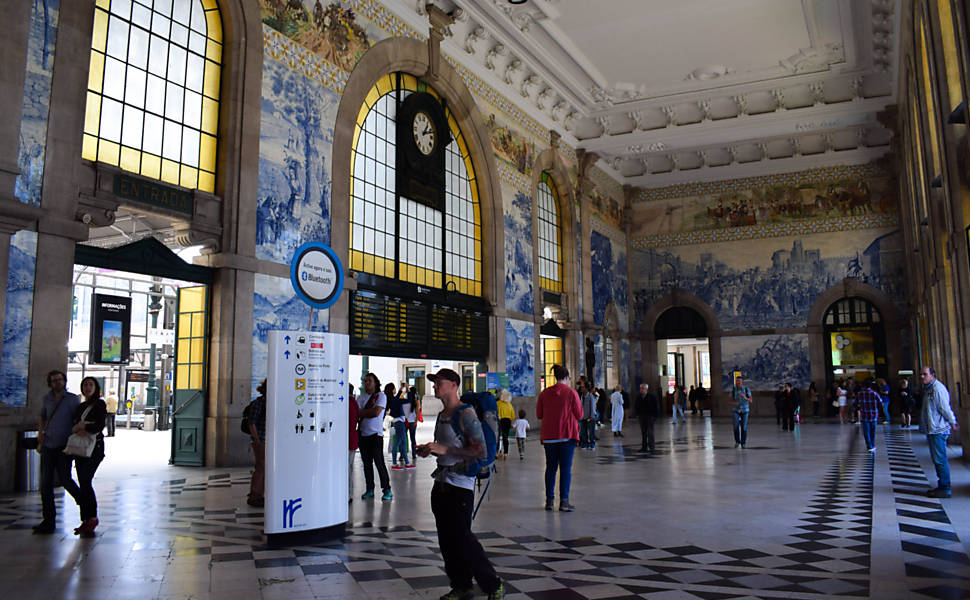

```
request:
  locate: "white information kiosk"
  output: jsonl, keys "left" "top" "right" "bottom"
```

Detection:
{"left": 264, "top": 242, "right": 349, "bottom": 545}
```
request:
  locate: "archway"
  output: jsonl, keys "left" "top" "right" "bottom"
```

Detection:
{"left": 807, "top": 280, "right": 905, "bottom": 416}
{"left": 641, "top": 290, "right": 723, "bottom": 415}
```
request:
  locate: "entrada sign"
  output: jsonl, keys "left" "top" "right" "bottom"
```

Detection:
{"left": 113, "top": 173, "right": 194, "bottom": 216}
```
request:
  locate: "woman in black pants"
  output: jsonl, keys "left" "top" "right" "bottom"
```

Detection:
{"left": 73, "top": 376, "right": 107, "bottom": 537}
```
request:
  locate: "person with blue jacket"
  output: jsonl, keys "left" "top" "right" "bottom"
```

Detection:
{"left": 919, "top": 367, "right": 959, "bottom": 498}
{"left": 730, "top": 376, "right": 752, "bottom": 449}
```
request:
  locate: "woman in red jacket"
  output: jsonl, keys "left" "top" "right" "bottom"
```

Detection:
{"left": 536, "top": 364, "right": 583, "bottom": 512}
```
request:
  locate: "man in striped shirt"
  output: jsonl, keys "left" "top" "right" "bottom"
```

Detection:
{"left": 854, "top": 379, "right": 881, "bottom": 453}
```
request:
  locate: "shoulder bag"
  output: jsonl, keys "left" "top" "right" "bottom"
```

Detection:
{"left": 64, "top": 405, "right": 97, "bottom": 457}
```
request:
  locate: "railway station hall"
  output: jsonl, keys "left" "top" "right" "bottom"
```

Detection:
{"left": 4, "top": 0, "right": 970, "bottom": 598}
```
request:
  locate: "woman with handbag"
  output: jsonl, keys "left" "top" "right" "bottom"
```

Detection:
{"left": 70, "top": 376, "right": 107, "bottom": 537}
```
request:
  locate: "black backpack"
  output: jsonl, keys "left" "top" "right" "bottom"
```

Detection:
{"left": 240, "top": 401, "right": 253, "bottom": 434}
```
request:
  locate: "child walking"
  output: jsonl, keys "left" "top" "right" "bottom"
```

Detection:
{"left": 513, "top": 409, "right": 530, "bottom": 460}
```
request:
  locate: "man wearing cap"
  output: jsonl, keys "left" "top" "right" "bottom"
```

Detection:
{"left": 919, "top": 367, "right": 959, "bottom": 498}
{"left": 416, "top": 368, "right": 504, "bottom": 600}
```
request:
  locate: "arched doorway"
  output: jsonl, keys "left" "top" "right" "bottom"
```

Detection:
{"left": 641, "top": 291, "right": 723, "bottom": 415}
{"left": 822, "top": 297, "right": 888, "bottom": 390}
{"left": 807, "top": 280, "right": 906, "bottom": 414}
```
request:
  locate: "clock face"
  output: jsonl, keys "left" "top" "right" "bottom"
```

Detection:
{"left": 412, "top": 111, "right": 435, "bottom": 155}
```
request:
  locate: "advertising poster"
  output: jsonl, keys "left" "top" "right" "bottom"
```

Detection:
{"left": 831, "top": 330, "right": 875, "bottom": 366}
{"left": 265, "top": 330, "right": 350, "bottom": 540}
{"left": 89, "top": 294, "right": 131, "bottom": 364}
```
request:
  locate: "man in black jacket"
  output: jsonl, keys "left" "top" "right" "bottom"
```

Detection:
{"left": 635, "top": 383, "right": 660, "bottom": 453}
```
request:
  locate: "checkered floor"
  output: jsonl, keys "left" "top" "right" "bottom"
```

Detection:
{"left": 2, "top": 420, "right": 969, "bottom": 599}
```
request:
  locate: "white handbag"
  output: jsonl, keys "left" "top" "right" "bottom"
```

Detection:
{"left": 63, "top": 405, "right": 97, "bottom": 457}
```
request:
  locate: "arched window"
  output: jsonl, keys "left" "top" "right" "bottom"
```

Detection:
{"left": 824, "top": 297, "right": 882, "bottom": 326}
{"left": 536, "top": 172, "right": 563, "bottom": 293}
{"left": 349, "top": 73, "right": 482, "bottom": 297}
{"left": 82, "top": 0, "right": 223, "bottom": 193}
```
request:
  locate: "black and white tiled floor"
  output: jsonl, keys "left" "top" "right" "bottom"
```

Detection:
{"left": 1, "top": 419, "right": 969, "bottom": 599}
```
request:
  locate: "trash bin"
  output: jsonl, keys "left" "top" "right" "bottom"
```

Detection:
{"left": 143, "top": 408, "right": 156, "bottom": 431}
{"left": 16, "top": 431, "right": 40, "bottom": 492}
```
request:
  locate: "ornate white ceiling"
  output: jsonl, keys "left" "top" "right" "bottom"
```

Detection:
{"left": 387, "top": 0, "right": 900, "bottom": 188}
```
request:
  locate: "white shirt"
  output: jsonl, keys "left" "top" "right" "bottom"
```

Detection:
{"left": 513, "top": 418, "right": 530, "bottom": 438}
{"left": 358, "top": 392, "right": 387, "bottom": 436}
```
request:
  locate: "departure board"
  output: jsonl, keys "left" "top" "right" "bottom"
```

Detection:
{"left": 350, "top": 289, "right": 488, "bottom": 360}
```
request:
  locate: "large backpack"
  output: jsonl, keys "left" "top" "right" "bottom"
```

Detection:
{"left": 449, "top": 391, "right": 499, "bottom": 480}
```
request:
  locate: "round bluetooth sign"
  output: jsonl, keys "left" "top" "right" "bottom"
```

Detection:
{"left": 290, "top": 242, "right": 344, "bottom": 310}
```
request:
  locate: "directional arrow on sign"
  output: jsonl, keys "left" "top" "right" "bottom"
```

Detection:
{"left": 338, "top": 396, "right": 344, "bottom": 402}
{"left": 284, "top": 350, "right": 290, "bottom": 359}
{"left": 284, "top": 335, "right": 291, "bottom": 344}
{"left": 339, "top": 368, "right": 344, "bottom": 374}
{"left": 338, "top": 380, "right": 344, "bottom": 386}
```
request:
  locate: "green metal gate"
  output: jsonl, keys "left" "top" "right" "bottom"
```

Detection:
{"left": 171, "top": 285, "right": 208, "bottom": 466}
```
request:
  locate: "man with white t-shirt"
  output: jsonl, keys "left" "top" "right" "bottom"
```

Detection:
{"left": 357, "top": 372, "right": 391, "bottom": 502}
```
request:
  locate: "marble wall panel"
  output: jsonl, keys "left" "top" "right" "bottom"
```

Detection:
{"left": 0, "top": 232, "right": 38, "bottom": 406}
{"left": 505, "top": 318, "right": 535, "bottom": 397}
{"left": 252, "top": 273, "right": 328, "bottom": 392}
{"left": 15, "top": 0, "right": 59, "bottom": 206}
{"left": 720, "top": 334, "right": 810, "bottom": 392}
{"left": 504, "top": 191, "right": 534, "bottom": 314}
{"left": 256, "top": 50, "right": 337, "bottom": 263}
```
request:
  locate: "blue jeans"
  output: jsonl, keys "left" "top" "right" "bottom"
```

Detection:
{"left": 543, "top": 440, "right": 576, "bottom": 501}
{"left": 732, "top": 411, "right": 748, "bottom": 445}
{"left": 391, "top": 421, "right": 409, "bottom": 465}
{"left": 927, "top": 433, "right": 951, "bottom": 491}
{"left": 880, "top": 401, "right": 891, "bottom": 423}
{"left": 860, "top": 420, "right": 876, "bottom": 450}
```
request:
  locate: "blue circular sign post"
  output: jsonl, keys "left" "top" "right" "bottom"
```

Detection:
{"left": 290, "top": 242, "right": 344, "bottom": 310}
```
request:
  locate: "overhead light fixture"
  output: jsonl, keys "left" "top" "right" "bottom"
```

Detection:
{"left": 508, "top": 0, "right": 528, "bottom": 4}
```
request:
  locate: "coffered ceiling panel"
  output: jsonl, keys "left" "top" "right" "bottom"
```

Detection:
{"left": 390, "top": 0, "right": 899, "bottom": 187}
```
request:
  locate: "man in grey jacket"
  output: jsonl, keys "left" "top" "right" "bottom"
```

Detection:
{"left": 919, "top": 367, "right": 959, "bottom": 498}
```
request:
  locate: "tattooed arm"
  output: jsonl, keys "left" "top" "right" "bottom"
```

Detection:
{"left": 420, "top": 407, "right": 484, "bottom": 459}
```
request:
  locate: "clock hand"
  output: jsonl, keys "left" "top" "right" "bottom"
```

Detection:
{"left": 424, "top": 127, "right": 433, "bottom": 136}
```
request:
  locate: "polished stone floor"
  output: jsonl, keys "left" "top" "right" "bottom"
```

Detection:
{"left": 2, "top": 417, "right": 970, "bottom": 599}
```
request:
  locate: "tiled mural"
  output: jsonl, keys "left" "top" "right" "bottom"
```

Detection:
{"left": 252, "top": 273, "right": 329, "bottom": 391}
{"left": 256, "top": 50, "right": 337, "bottom": 263}
{"left": 505, "top": 191, "right": 534, "bottom": 315}
{"left": 619, "top": 339, "right": 631, "bottom": 392}
{"left": 505, "top": 318, "right": 535, "bottom": 397}
{"left": 720, "top": 334, "right": 810, "bottom": 392}
{"left": 632, "top": 228, "right": 905, "bottom": 331}
{"left": 0, "top": 232, "right": 38, "bottom": 407}
{"left": 590, "top": 230, "right": 629, "bottom": 331}
{"left": 15, "top": 0, "right": 59, "bottom": 206}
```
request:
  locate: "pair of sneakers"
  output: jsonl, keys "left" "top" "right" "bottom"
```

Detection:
{"left": 440, "top": 583, "right": 504, "bottom": 600}
{"left": 361, "top": 489, "right": 394, "bottom": 501}
{"left": 544, "top": 499, "right": 575, "bottom": 512}
{"left": 391, "top": 463, "right": 415, "bottom": 471}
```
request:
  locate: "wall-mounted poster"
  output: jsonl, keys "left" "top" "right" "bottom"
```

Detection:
{"left": 89, "top": 294, "right": 131, "bottom": 364}
{"left": 831, "top": 329, "right": 875, "bottom": 366}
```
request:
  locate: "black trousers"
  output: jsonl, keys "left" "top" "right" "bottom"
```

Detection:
{"left": 358, "top": 434, "right": 390, "bottom": 492}
{"left": 781, "top": 406, "right": 796, "bottom": 431}
{"left": 639, "top": 415, "right": 656, "bottom": 451}
{"left": 431, "top": 481, "right": 501, "bottom": 593}
{"left": 105, "top": 413, "right": 116, "bottom": 436}
{"left": 499, "top": 418, "right": 511, "bottom": 454}
{"left": 40, "top": 446, "right": 80, "bottom": 523}
{"left": 75, "top": 441, "right": 105, "bottom": 521}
